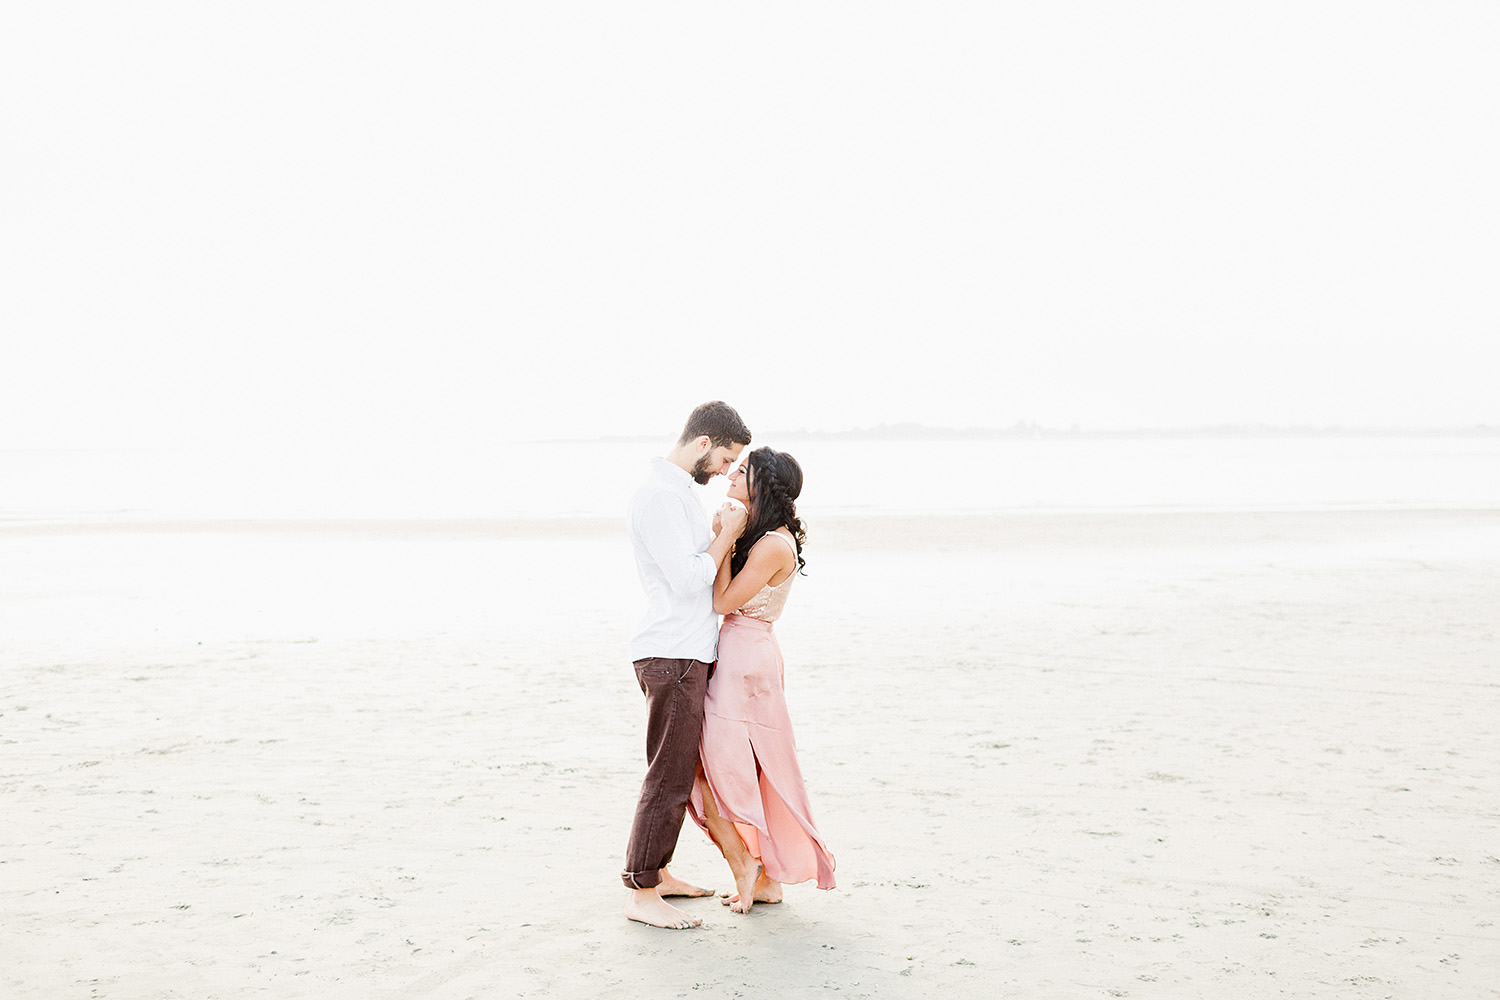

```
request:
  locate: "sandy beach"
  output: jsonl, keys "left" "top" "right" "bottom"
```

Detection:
{"left": 4, "top": 508, "right": 1498, "bottom": 999}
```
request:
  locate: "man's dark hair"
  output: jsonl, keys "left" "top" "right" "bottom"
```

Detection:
{"left": 677, "top": 400, "right": 751, "bottom": 448}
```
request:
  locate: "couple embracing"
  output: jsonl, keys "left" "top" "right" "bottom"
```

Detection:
{"left": 621, "top": 401, "right": 836, "bottom": 930}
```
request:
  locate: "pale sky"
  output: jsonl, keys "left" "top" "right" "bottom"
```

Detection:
{"left": 3, "top": 3, "right": 1496, "bottom": 451}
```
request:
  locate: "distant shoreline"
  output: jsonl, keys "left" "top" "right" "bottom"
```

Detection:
{"left": 6, "top": 506, "right": 1499, "bottom": 541}
{"left": 5, "top": 425, "right": 1494, "bottom": 453}
{"left": 541, "top": 423, "right": 1500, "bottom": 445}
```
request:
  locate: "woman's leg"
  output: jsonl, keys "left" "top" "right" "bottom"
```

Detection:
{"left": 695, "top": 767, "right": 763, "bottom": 913}
{"left": 711, "top": 757, "right": 784, "bottom": 908}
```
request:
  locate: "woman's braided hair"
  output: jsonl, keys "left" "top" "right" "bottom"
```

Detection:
{"left": 729, "top": 447, "right": 807, "bottom": 579}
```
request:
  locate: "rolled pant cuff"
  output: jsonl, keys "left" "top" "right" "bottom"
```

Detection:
{"left": 622, "top": 868, "right": 661, "bottom": 890}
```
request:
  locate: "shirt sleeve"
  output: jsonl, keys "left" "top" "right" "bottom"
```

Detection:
{"left": 636, "top": 492, "right": 716, "bottom": 597}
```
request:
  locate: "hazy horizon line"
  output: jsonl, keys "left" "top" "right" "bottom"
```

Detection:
{"left": 4, "top": 422, "right": 1495, "bottom": 453}
{"left": 542, "top": 421, "right": 1500, "bottom": 445}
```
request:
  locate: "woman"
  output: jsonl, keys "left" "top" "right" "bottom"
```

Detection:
{"left": 689, "top": 446, "right": 836, "bottom": 912}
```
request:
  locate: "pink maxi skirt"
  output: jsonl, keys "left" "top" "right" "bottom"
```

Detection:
{"left": 689, "top": 613, "right": 836, "bottom": 889}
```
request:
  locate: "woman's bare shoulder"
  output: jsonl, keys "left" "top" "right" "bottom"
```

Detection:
{"left": 755, "top": 529, "right": 798, "bottom": 558}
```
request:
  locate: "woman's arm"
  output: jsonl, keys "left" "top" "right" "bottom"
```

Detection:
{"left": 713, "top": 534, "right": 795, "bottom": 614}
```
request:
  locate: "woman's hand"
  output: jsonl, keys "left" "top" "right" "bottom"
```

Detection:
{"left": 718, "top": 502, "right": 748, "bottom": 539}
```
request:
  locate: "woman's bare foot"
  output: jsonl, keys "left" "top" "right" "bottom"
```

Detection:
{"left": 656, "top": 869, "right": 714, "bottom": 898}
{"left": 624, "top": 888, "right": 701, "bottom": 929}
{"left": 727, "top": 862, "right": 765, "bottom": 914}
{"left": 720, "top": 870, "right": 783, "bottom": 907}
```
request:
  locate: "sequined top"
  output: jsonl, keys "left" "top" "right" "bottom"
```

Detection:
{"left": 731, "top": 532, "right": 799, "bottom": 623}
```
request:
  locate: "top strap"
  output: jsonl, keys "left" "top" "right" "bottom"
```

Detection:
{"left": 761, "top": 531, "right": 799, "bottom": 556}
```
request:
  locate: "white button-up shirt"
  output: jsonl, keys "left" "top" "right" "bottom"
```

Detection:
{"left": 627, "top": 457, "right": 719, "bottom": 662}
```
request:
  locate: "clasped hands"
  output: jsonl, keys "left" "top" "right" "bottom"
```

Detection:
{"left": 713, "top": 501, "right": 748, "bottom": 538}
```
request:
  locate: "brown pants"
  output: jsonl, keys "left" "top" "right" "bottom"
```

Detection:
{"left": 621, "top": 656, "right": 711, "bottom": 890}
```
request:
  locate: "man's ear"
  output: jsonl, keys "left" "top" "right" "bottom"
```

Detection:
{"left": 692, "top": 435, "right": 713, "bottom": 454}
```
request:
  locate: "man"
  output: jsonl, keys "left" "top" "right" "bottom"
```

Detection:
{"left": 621, "top": 400, "right": 751, "bottom": 929}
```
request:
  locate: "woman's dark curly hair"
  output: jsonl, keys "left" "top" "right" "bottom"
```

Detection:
{"left": 729, "top": 446, "right": 807, "bottom": 579}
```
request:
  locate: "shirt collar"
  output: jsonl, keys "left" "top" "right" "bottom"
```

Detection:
{"left": 652, "top": 456, "right": 694, "bottom": 488}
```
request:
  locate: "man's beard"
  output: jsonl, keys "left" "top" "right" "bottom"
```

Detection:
{"left": 691, "top": 453, "right": 716, "bottom": 485}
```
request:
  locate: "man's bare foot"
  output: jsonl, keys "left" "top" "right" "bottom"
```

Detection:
{"left": 720, "top": 870, "right": 783, "bottom": 907}
{"left": 624, "top": 888, "right": 701, "bottom": 929}
{"left": 656, "top": 871, "right": 714, "bottom": 898}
